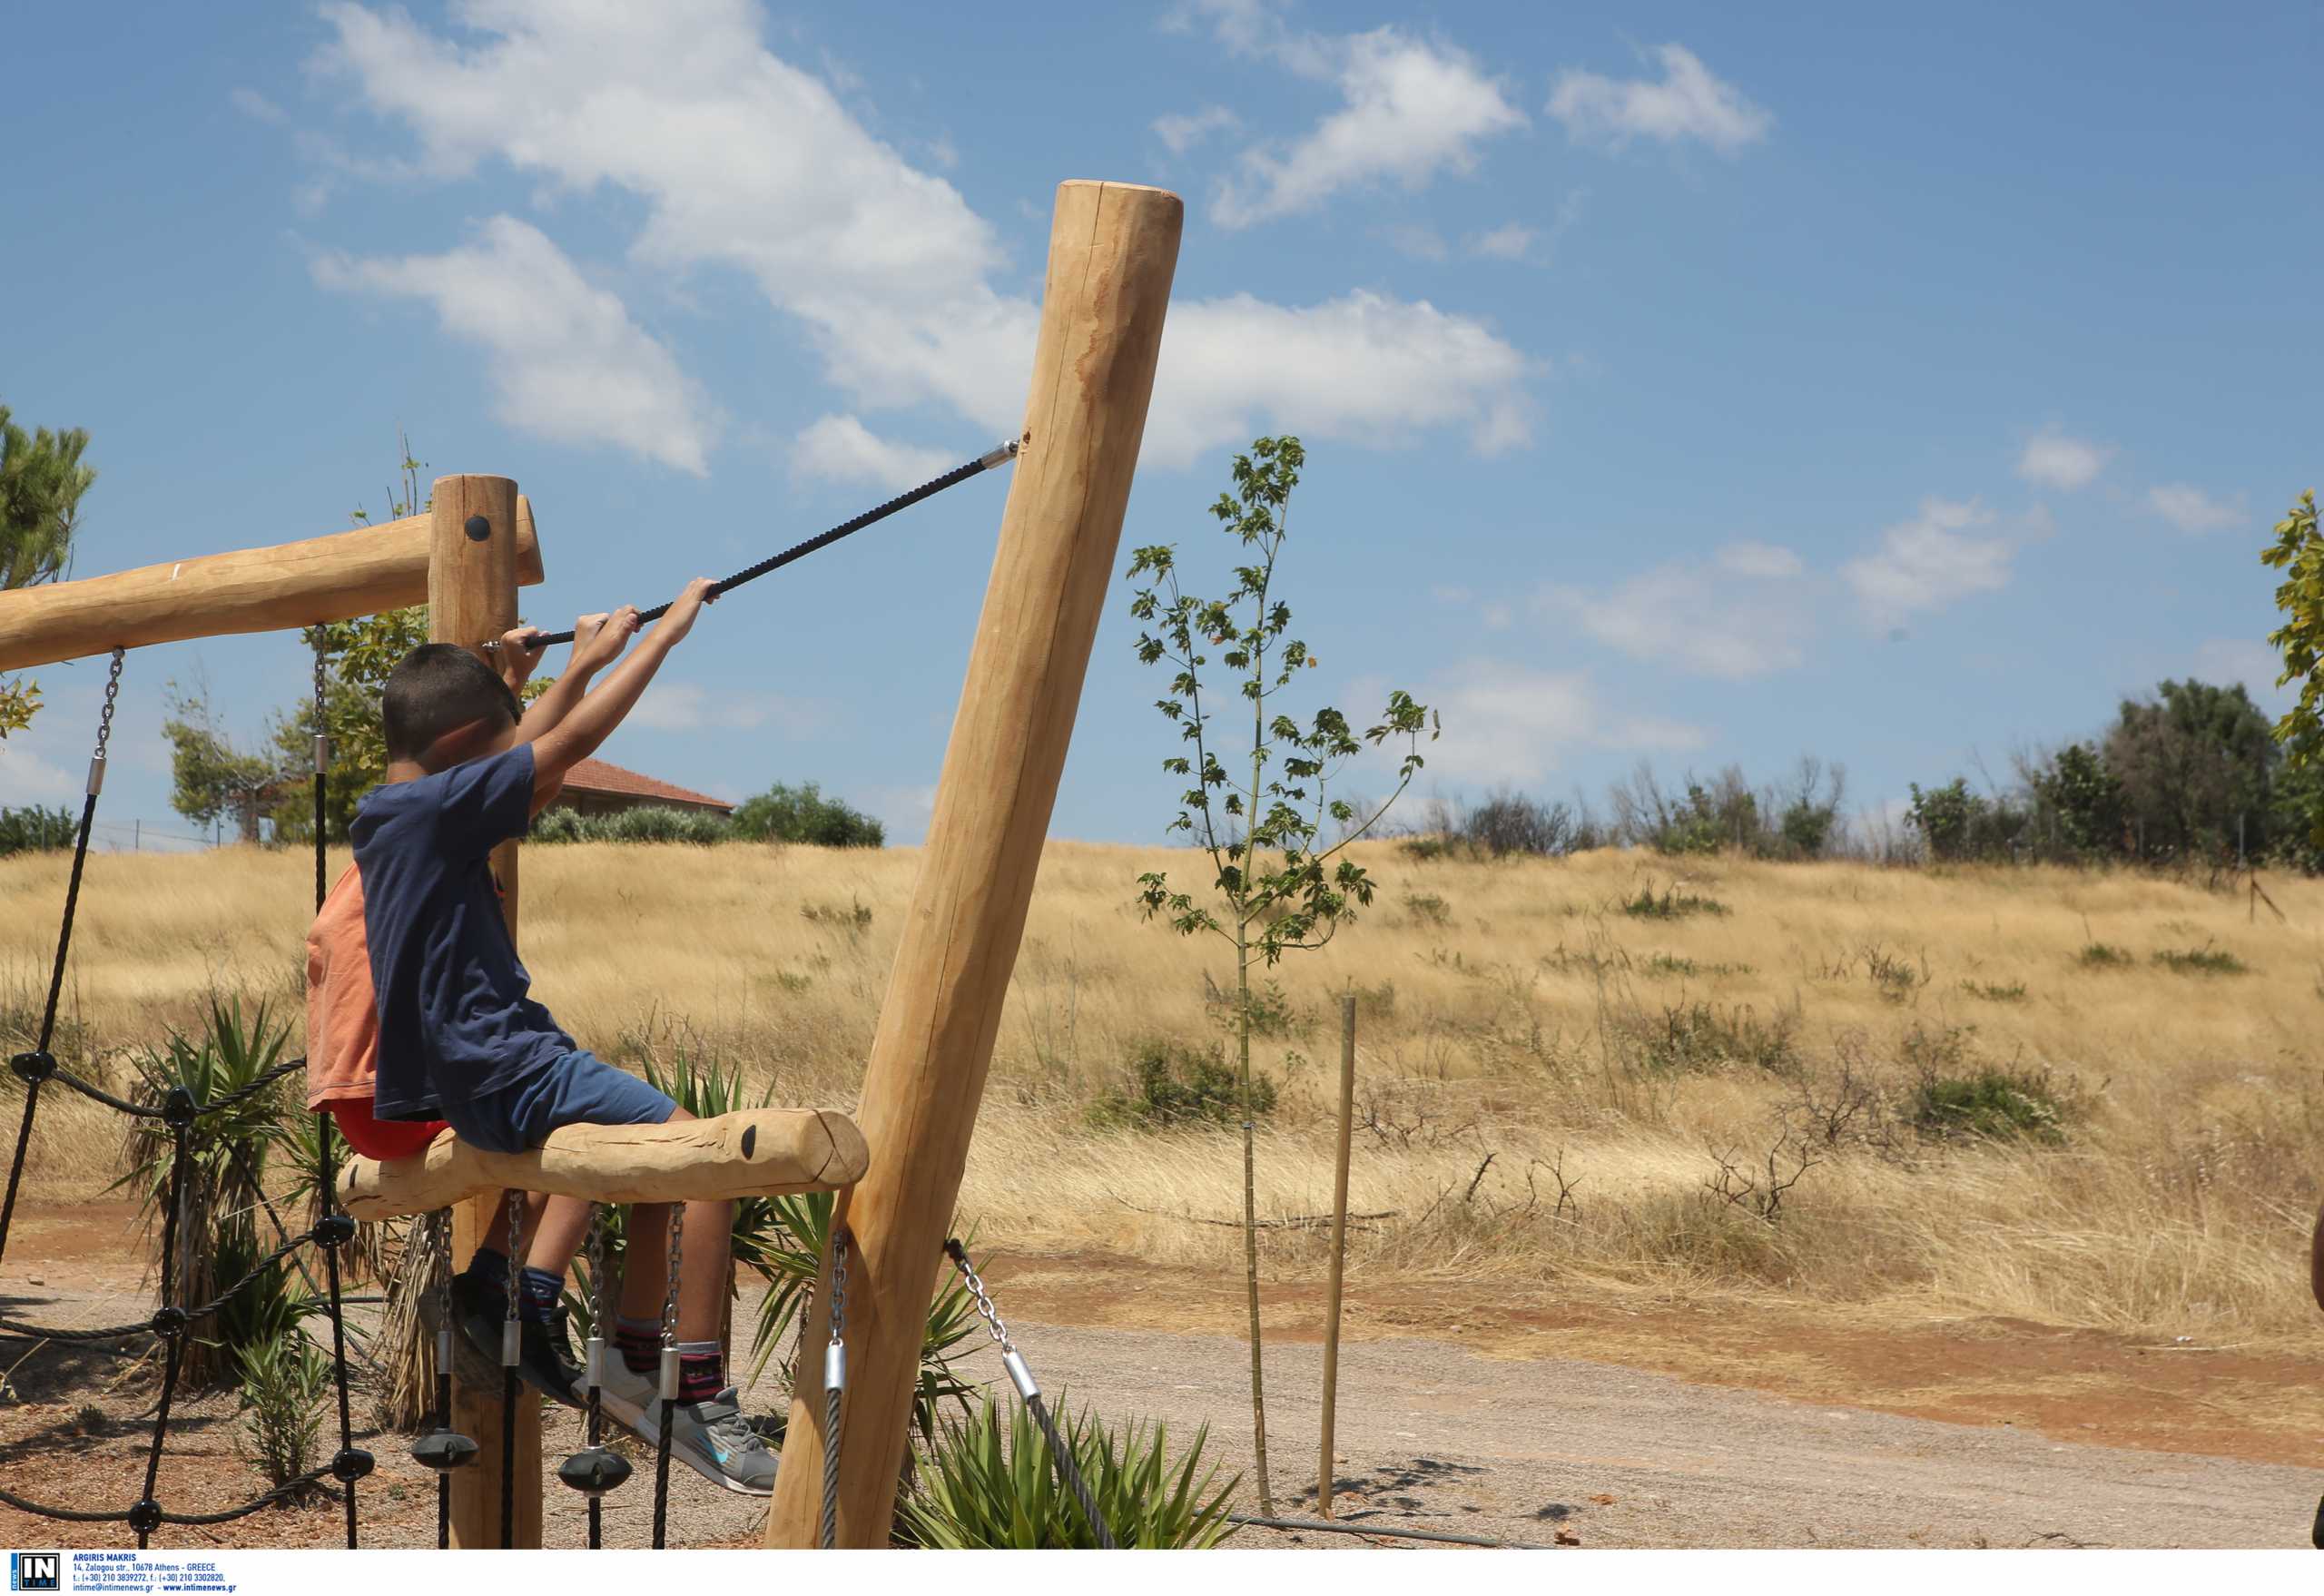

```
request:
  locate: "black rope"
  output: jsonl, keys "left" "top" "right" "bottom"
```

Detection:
{"left": 516, "top": 443, "right": 1016, "bottom": 649}
{"left": 0, "top": 649, "right": 121, "bottom": 1268}
{"left": 651, "top": 1201, "right": 682, "bottom": 1551}
{"left": 0, "top": 1470, "right": 340, "bottom": 1528}
{"left": 2, "top": 1226, "right": 320, "bottom": 1343}
{"left": 499, "top": 1192, "right": 521, "bottom": 1550}
{"left": 130, "top": 1115, "right": 193, "bottom": 1549}
{"left": 42, "top": 1058, "right": 304, "bottom": 1122}
{"left": 309, "top": 644, "right": 363, "bottom": 1551}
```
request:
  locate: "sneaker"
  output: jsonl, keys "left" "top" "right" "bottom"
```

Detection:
{"left": 584, "top": 1351, "right": 658, "bottom": 1435}
{"left": 648, "top": 1387, "right": 779, "bottom": 1496}
{"left": 444, "top": 1269, "right": 584, "bottom": 1409}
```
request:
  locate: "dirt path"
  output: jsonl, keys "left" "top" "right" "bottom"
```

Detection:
{"left": 3, "top": 1206, "right": 2319, "bottom": 1549}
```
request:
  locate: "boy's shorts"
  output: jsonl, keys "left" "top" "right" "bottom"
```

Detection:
{"left": 439, "top": 1051, "right": 679, "bottom": 1156}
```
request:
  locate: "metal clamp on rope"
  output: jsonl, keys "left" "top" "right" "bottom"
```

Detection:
{"left": 1001, "top": 1348, "right": 1039, "bottom": 1402}
{"left": 313, "top": 733, "right": 330, "bottom": 773}
{"left": 824, "top": 1339, "right": 846, "bottom": 1394}
{"left": 84, "top": 753, "right": 106, "bottom": 797}
{"left": 501, "top": 1321, "right": 520, "bottom": 1367}
{"left": 977, "top": 439, "right": 1021, "bottom": 471}
{"left": 658, "top": 1345, "right": 681, "bottom": 1403}
{"left": 585, "top": 1335, "right": 606, "bottom": 1392}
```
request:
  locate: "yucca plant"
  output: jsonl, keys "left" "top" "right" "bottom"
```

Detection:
{"left": 233, "top": 1326, "right": 331, "bottom": 1500}
{"left": 278, "top": 1109, "right": 389, "bottom": 1282}
{"left": 115, "top": 996, "right": 300, "bottom": 1386}
{"left": 897, "top": 1392, "right": 1237, "bottom": 1549}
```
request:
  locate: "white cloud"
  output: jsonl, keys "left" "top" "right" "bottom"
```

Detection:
{"left": 1213, "top": 27, "right": 1528, "bottom": 228}
{"left": 2016, "top": 426, "right": 2111, "bottom": 491}
{"left": 1537, "top": 541, "right": 1810, "bottom": 678}
{"left": 229, "top": 86, "right": 288, "bottom": 125}
{"left": 1841, "top": 498, "right": 2013, "bottom": 626}
{"left": 313, "top": 0, "right": 1540, "bottom": 472}
{"left": 314, "top": 216, "right": 716, "bottom": 474}
{"left": 791, "top": 414, "right": 956, "bottom": 491}
{"left": 1548, "top": 44, "right": 1771, "bottom": 155}
{"left": 0, "top": 747, "right": 77, "bottom": 806}
{"left": 1467, "top": 223, "right": 1536, "bottom": 261}
{"left": 1421, "top": 663, "right": 1703, "bottom": 786}
{"left": 629, "top": 681, "right": 824, "bottom": 734}
{"left": 1152, "top": 105, "right": 1240, "bottom": 154}
{"left": 1150, "top": 291, "right": 1536, "bottom": 462}
{"left": 2149, "top": 482, "right": 2245, "bottom": 535}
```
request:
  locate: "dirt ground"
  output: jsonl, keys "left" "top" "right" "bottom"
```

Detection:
{"left": 3, "top": 1202, "right": 2320, "bottom": 1550}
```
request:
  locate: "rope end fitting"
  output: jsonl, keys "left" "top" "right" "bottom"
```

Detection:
{"left": 977, "top": 439, "right": 1021, "bottom": 471}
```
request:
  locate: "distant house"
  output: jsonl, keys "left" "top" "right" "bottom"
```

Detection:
{"left": 548, "top": 757, "right": 734, "bottom": 820}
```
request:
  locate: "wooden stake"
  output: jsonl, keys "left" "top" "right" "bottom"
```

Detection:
{"left": 427, "top": 474, "right": 541, "bottom": 1551}
{"left": 0, "top": 500, "right": 545, "bottom": 673}
{"left": 763, "top": 180, "right": 1182, "bottom": 1549}
{"left": 1319, "top": 990, "right": 1356, "bottom": 1519}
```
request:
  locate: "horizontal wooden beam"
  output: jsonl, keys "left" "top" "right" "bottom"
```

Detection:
{"left": 337, "top": 1107, "right": 869, "bottom": 1222}
{"left": 0, "top": 497, "right": 547, "bottom": 673}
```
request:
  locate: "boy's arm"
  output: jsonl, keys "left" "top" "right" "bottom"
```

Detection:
{"left": 527, "top": 580, "right": 714, "bottom": 812}
{"left": 508, "top": 612, "right": 628, "bottom": 745}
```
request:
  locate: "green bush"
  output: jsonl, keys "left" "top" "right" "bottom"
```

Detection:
{"left": 898, "top": 1392, "right": 1236, "bottom": 1549}
{"left": 2152, "top": 945, "right": 2248, "bottom": 976}
{"left": 2076, "top": 941, "right": 2134, "bottom": 968}
{"left": 0, "top": 804, "right": 75, "bottom": 857}
{"left": 1091, "top": 1039, "right": 1275, "bottom": 1129}
{"left": 1960, "top": 979, "right": 2028, "bottom": 1002}
{"left": 1632, "top": 1002, "right": 1797, "bottom": 1077}
{"left": 732, "top": 782, "right": 884, "bottom": 848}
{"left": 233, "top": 1329, "right": 330, "bottom": 1499}
{"left": 1908, "top": 1067, "right": 2069, "bottom": 1144}
{"left": 528, "top": 805, "right": 731, "bottom": 844}
{"left": 1621, "top": 885, "right": 1729, "bottom": 920}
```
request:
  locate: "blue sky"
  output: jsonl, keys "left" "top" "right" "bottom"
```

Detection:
{"left": 3, "top": 1, "right": 2318, "bottom": 850}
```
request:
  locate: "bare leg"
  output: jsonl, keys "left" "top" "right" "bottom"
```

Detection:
{"left": 479, "top": 1190, "right": 549, "bottom": 1258}
{"left": 615, "top": 1107, "right": 700, "bottom": 1325}
{"left": 521, "top": 1195, "right": 595, "bottom": 1280}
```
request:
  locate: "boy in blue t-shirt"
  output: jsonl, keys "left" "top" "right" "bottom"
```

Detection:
{"left": 354, "top": 578, "right": 773, "bottom": 1494}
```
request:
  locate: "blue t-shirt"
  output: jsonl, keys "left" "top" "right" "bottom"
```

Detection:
{"left": 350, "top": 743, "right": 573, "bottom": 1119}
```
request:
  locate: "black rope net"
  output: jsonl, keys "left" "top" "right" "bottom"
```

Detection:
{"left": 0, "top": 649, "right": 371, "bottom": 1549}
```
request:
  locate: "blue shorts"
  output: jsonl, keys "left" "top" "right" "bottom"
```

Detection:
{"left": 439, "top": 1051, "right": 678, "bottom": 1156}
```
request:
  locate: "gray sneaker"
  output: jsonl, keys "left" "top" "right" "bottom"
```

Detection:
{"left": 649, "top": 1386, "right": 779, "bottom": 1496}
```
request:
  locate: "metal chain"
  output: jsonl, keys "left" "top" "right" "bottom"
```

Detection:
{"left": 503, "top": 1191, "right": 524, "bottom": 1335}
{"left": 499, "top": 1193, "right": 523, "bottom": 1550}
{"left": 950, "top": 1246, "right": 1014, "bottom": 1354}
{"left": 94, "top": 648, "right": 123, "bottom": 767}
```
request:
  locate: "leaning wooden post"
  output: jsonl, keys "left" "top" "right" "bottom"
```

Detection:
{"left": 428, "top": 474, "right": 542, "bottom": 1550}
{"left": 1319, "top": 989, "right": 1356, "bottom": 1518}
{"left": 763, "top": 180, "right": 1182, "bottom": 1548}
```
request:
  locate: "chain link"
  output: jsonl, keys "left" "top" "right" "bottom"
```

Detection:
{"left": 660, "top": 1203, "right": 684, "bottom": 1345}
{"left": 952, "top": 1248, "right": 1014, "bottom": 1354}
{"left": 584, "top": 1205, "right": 606, "bottom": 1347}
{"left": 504, "top": 1191, "right": 524, "bottom": 1330}
{"left": 827, "top": 1229, "right": 848, "bottom": 1348}
{"left": 433, "top": 1210, "right": 452, "bottom": 1336}
{"left": 95, "top": 649, "right": 123, "bottom": 759}
{"left": 312, "top": 634, "right": 330, "bottom": 773}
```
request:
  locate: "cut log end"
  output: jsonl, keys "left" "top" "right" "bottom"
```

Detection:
{"left": 339, "top": 1107, "right": 869, "bottom": 1222}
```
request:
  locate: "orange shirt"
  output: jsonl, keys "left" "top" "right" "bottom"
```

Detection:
{"left": 304, "top": 863, "right": 379, "bottom": 1110}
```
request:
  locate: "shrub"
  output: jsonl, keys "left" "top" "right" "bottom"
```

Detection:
{"left": 1463, "top": 793, "right": 1585, "bottom": 857}
{"left": 1403, "top": 892, "right": 1451, "bottom": 926}
{"left": 898, "top": 1392, "right": 1236, "bottom": 1549}
{"left": 2076, "top": 941, "right": 2134, "bottom": 968}
{"left": 1961, "top": 979, "right": 2028, "bottom": 1002}
{"left": 801, "top": 897, "right": 874, "bottom": 934}
{"left": 0, "top": 803, "right": 75, "bottom": 857}
{"left": 1908, "top": 1066, "right": 2070, "bottom": 1144}
{"left": 529, "top": 805, "right": 731, "bottom": 844}
{"left": 732, "top": 782, "right": 884, "bottom": 848}
{"left": 1632, "top": 1001, "right": 1797, "bottom": 1077}
{"left": 1091, "top": 1039, "right": 1275, "bottom": 1129}
{"left": 1621, "top": 885, "right": 1729, "bottom": 920}
{"left": 233, "top": 1329, "right": 330, "bottom": 1500}
{"left": 2152, "top": 945, "right": 2248, "bottom": 976}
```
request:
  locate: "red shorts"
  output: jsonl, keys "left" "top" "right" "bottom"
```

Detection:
{"left": 325, "top": 1098, "right": 448, "bottom": 1162}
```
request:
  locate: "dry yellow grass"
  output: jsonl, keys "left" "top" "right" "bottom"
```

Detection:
{"left": 4, "top": 839, "right": 2319, "bottom": 1343}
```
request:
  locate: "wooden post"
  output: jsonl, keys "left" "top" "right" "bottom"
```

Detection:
{"left": 763, "top": 180, "right": 1182, "bottom": 1549}
{"left": 427, "top": 474, "right": 540, "bottom": 1550}
{"left": 1319, "top": 990, "right": 1356, "bottom": 1518}
{"left": 0, "top": 501, "right": 544, "bottom": 672}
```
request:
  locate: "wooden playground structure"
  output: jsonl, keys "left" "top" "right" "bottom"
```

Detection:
{"left": 0, "top": 179, "right": 1184, "bottom": 1548}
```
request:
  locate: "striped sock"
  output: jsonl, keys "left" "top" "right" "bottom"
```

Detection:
{"left": 675, "top": 1340, "right": 724, "bottom": 1404}
{"left": 615, "top": 1316, "right": 663, "bottom": 1376}
{"left": 517, "top": 1266, "right": 563, "bottom": 1326}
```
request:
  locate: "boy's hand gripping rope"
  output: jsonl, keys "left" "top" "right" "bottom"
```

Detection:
{"left": 944, "top": 1238, "right": 1118, "bottom": 1550}
{"left": 492, "top": 442, "right": 1017, "bottom": 652}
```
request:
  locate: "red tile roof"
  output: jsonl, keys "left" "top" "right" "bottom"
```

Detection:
{"left": 559, "top": 757, "right": 734, "bottom": 813}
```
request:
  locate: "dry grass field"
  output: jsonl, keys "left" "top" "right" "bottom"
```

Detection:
{"left": 5, "top": 838, "right": 2320, "bottom": 1346}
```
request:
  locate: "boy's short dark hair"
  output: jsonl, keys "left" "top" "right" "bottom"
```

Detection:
{"left": 381, "top": 644, "right": 520, "bottom": 763}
